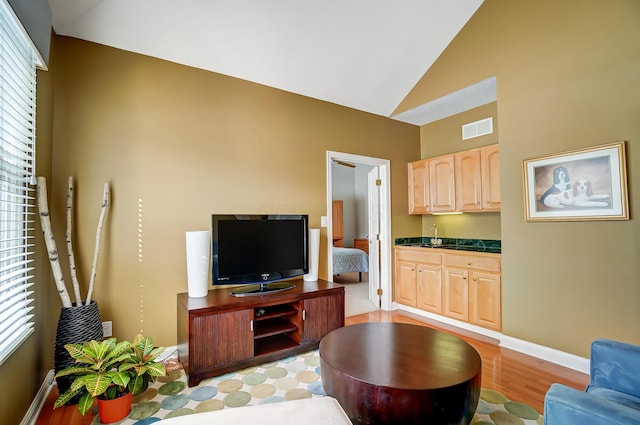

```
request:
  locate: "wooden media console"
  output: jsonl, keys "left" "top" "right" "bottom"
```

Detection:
{"left": 177, "top": 279, "right": 345, "bottom": 386}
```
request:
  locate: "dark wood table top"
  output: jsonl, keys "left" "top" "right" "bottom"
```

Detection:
{"left": 319, "top": 322, "right": 481, "bottom": 390}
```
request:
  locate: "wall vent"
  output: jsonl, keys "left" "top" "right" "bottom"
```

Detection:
{"left": 462, "top": 117, "right": 493, "bottom": 140}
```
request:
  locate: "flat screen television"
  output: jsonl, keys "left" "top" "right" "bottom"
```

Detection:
{"left": 211, "top": 214, "right": 309, "bottom": 297}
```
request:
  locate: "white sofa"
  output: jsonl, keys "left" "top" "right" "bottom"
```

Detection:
{"left": 159, "top": 397, "right": 352, "bottom": 424}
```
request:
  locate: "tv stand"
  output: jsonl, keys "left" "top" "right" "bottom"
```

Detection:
{"left": 231, "top": 281, "right": 294, "bottom": 297}
{"left": 177, "top": 279, "right": 345, "bottom": 386}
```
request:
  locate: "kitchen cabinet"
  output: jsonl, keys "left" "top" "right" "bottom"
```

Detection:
{"left": 417, "top": 263, "right": 443, "bottom": 314}
{"left": 481, "top": 144, "right": 501, "bottom": 211}
{"left": 443, "top": 267, "right": 469, "bottom": 321}
{"left": 407, "top": 144, "right": 500, "bottom": 214}
{"left": 394, "top": 247, "right": 443, "bottom": 313}
{"left": 444, "top": 253, "right": 501, "bottom": 331}
{"left": 469, "top": 270, "right": 502, "bottom": 330}
{"left": 408, "top": 159, "right": 430, "bottom": 214}
{"left": 395, "top": 260, "right": 418, "bottom": 306}
{"left": 455, "top": 149, "right": 482, "bottom": 212}
{"left": 394, "top": 246, "right": 501, "bottom": 331}
{"left": 429, "top": 155, "right": 456, "bottom": 212}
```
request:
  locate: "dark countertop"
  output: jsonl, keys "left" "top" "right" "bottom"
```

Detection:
{"left": 395, "top": 237, "right": 501, "bottom": 254}
{"left": 408, "top": 244, "right": 501, "bottom": 254}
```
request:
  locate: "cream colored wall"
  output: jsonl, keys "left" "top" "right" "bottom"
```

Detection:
{"left": 397, "top": 0, "right": 640, "bottom": 357}
{"left": 49, "top": 36, "right": 421, "bottom": 347}
{"left": 419, "top": 102, "right": 501, "bottom": 240}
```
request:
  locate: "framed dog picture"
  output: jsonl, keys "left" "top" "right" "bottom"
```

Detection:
{"left": 523, "top": 141, "right": 629, "bottom": 222}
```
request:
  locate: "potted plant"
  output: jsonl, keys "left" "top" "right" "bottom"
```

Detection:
{"left": 37, "top": 177, "right": 111, "bottom": 396}
{"left": 54, "top": 334, "right": 166, "bottom": 423}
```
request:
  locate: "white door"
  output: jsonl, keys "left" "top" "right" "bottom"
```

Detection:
{"left": 368, "top": 167, "right": 381, "bottom": 306}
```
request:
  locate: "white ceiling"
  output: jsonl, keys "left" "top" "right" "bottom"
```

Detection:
{"left": 47, "top": 0, "right": 487, "bottom": 123}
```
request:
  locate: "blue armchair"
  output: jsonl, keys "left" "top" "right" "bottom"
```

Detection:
{"left": 544, "top": 338, "right": 640, "bottom": 425}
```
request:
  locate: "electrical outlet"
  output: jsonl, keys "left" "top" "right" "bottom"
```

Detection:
{"left": 102, "top": 321, "right": 113, "bottom": 337}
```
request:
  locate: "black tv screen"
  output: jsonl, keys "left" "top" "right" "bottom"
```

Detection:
{"left": 211, "top": 215, "right": 309, "bottom": 292}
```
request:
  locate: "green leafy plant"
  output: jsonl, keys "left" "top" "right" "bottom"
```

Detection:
{"left": 54, "top": 334, "right": 166, "bottom": 415}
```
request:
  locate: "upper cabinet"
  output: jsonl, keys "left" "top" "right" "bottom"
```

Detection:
{"left": 408, "top": 160, "right": 430, "bottom": 214}
{"left": 408, "top": 144, "right": 500, "bottom": 215}
{"left": 480, "top": 144, "right": 501, "bottom": 211}
{"left": 455, "top": 149, "right": 482, "bottom": 212}
{"left": 429, "top": 155, "right": 456, "bottom": 213}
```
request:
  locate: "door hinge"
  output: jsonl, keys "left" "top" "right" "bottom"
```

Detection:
{"left": 377, "top": 288, "right": 383, "bottom": 296}
{"left": 375, "top": 179, "right": 382, "bottom": 186}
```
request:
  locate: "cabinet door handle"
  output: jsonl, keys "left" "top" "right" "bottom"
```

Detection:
{"left": 473, "top": 277, "right": 477, "bottom": 281}
{"left": 467, "top": 262, "right": 472, "bottom": 265}
{"left": 302, "top": 310, "right": 306, "bottom": 321}
{"left": 250, "top": 320, "right": 254, "bottom": 332}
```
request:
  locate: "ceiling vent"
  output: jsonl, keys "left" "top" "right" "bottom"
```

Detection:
{"left": 462, "top": 117, "right": 493, "bottom": 140}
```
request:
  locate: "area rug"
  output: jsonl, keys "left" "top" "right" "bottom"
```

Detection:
{"left": 97, "top": 350, "right": 543, "bottom": 425}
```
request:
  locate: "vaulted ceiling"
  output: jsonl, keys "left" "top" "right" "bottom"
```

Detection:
{"left": 48, "top": 0, "right": 486, "bottom": 123}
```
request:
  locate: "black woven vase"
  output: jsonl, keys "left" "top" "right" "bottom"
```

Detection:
{"left": 54, "top": 300, "right": 103, "bottom": 401}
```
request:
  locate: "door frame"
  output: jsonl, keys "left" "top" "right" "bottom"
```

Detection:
{"left": 326, "top": 151, "right": 392, "bottom": 311}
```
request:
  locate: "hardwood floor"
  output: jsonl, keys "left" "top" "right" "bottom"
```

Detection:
{"left": 35, "top": 310, "right": 589, "bottom": 424}
{"left": 346, "top": 310, "right": 589, "bottom": 413}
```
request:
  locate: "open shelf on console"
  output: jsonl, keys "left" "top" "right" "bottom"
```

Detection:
{"left": 254, "top": 303, "right": 298, "bottom": 321}
{"left": 255, "top": 334, "right": 299, "bottom": 356}
{"left": 254, "top": 317, "right": 298, "bottom": 339}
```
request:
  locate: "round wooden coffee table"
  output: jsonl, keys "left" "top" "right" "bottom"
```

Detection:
{"left": 319, "top": 322, "right": 481, "bottom": 424}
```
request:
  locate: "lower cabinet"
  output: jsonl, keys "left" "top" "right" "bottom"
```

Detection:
{"left": 394, "top": 248, "right": 443, "bottom": 310}
{"left": 395, "top": 246, "right": 501, "bottom": 332}
{"left": 443, "top": 267, "right": 469, "bottom": 322}
{"left": 469, "top": 270, "right": 502, "bottom": 331}
{"left": 417, "top": 263, "right": 443, "bottom": 314}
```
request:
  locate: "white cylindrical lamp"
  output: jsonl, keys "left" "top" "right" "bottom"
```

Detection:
{"left": 303, "top": 228, "right": 320, "bottom": 281}
{"left": 185, "top": 230, "right": 210, "bottom": 297}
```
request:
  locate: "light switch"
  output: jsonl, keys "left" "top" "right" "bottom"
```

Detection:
{"left": 320, "top": 216, "right": 328, "bottom": 227}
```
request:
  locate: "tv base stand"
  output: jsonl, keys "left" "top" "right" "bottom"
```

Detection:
{"left": 177, "top": 279, "right": 345, "bottom": 386}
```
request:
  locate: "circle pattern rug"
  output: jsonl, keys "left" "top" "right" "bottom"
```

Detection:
{"left": 88, "top": 351, "right": 543, "bottom": 424}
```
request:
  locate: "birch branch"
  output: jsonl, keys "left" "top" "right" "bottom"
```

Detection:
{"left": 85, "top": 182, "right": 110, "bottom": 305}
{"left": 36, "top": 177, "right": 73, "bottom": 308}
{"left": 66, "top": 176, "right": 83, "bottom": 306}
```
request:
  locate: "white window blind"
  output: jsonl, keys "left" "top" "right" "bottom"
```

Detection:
{"left": 0, "top": 0, "right": 37, "bottom": 366}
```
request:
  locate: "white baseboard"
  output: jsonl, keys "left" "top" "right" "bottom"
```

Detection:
{"left": 392, "top": 303, "right": 590, "bottom": 374}
{"left": 20, "top": 369, "right": 55, "bottom": 425}
{"left": 393, "top": 303, "right": 503, "bottom": 341}
{"left": 158, "top": 345, "right": 178, "bottom": 362}
{"left": 500, "top": 335, "right": 590, "bottom": 374}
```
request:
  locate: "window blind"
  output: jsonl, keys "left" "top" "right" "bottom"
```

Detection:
{"left": 0, "top": 0, "right": 37, "bottom": 366}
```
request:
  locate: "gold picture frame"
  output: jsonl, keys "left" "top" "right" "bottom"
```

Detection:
{"left": 523, "top": 141, "right": 629, "bottom": 222}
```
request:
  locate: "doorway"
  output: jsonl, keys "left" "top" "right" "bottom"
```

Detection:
{"left": 326, "top": 151, "right": 392, "bottom": 312}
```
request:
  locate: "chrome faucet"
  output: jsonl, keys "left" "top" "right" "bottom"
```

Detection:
{"left": 430, "top": 224, "right": 441, "bottom": 246}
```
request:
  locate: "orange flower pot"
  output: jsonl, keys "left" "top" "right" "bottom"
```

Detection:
{"left": 96, "top": 392, "right": 132, "bottom": 424}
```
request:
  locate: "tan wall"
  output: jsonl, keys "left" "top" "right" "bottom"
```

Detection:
{"left": 398, "top": 0, "right": 640, "bottom": 357}
{"left": 48, "top": 36, "right": 421, "bottom": 347}
{"left": 419, "top": 102, "right": 501, "bottom": 240}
